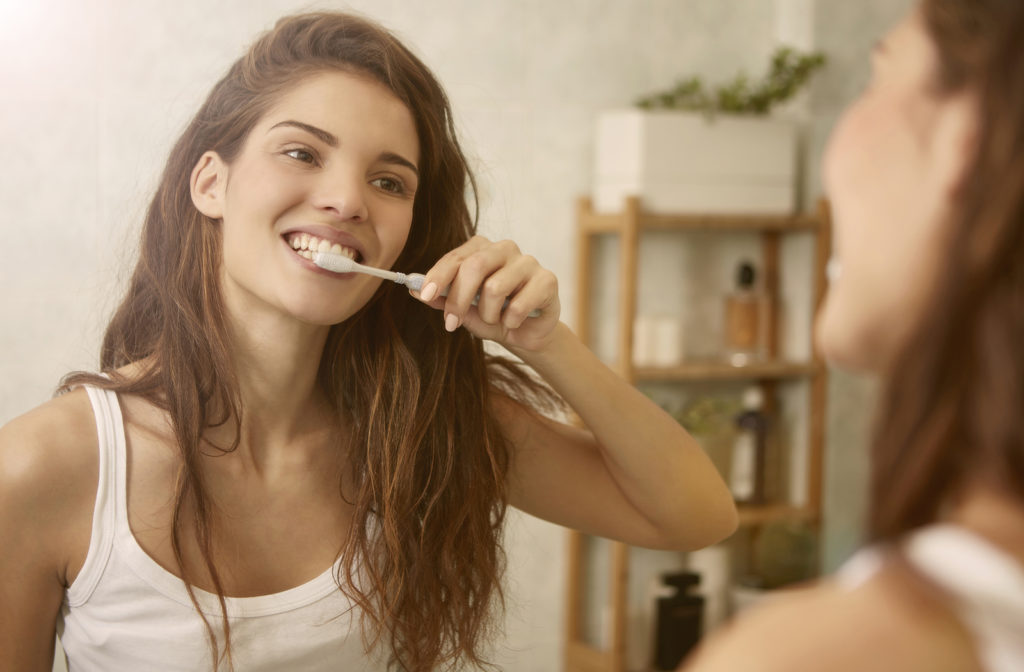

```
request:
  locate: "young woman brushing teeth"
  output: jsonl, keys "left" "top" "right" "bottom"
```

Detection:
{"left": 0, "top": 12, "right": 736, "bottom": 672}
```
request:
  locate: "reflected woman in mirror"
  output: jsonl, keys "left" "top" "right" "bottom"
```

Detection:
{"left": 685, "top": 1, "right": 1024, "bottom": 671}
{"left": 0, "top": 11, "right": 737, "bottom": 672}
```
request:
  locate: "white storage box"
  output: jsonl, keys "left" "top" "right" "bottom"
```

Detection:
{"left": 593, "top": 109, "right": 798, "bottom": 214}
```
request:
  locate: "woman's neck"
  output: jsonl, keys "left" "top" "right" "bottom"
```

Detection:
{"left": 948, "top": 481, "right": 1024, "bottom": 565}
{"left": 215, "top": 302, "right": 337, "bottom": 469}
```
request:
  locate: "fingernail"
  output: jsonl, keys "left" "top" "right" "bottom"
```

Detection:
{"left": 420, "top": 282, "right": 439, "bottom": 302}
{"left": 444, "top": 313, "right": 460, "bottom": 332}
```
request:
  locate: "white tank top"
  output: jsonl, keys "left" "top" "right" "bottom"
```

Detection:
{"left": 838, "top": 524, "right": 1024, "bottom": 672}
{"left": 56, "top": 385, "right": 388, "bottom": 671}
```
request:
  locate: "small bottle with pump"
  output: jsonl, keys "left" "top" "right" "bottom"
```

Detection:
{"left": 723, "top": 260, "right": 767, "bottom": 366}
{"left": 729, "top": 386, "right": 768, "bottom": 505}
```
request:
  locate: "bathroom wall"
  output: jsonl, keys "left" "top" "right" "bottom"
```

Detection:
{"left": 0, "top": 1, "right": 909, "bottom": 670}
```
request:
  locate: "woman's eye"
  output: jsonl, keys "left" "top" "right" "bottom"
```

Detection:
{"left": 284, "top": 148, "right": 316, "bottom": 164}
{"left": 372, "top": 177, "right": 406, "bottom": 195}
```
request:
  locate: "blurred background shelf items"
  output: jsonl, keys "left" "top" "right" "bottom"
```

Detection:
{"left": 565, "top": 197, "right": 831, "bottom": 672}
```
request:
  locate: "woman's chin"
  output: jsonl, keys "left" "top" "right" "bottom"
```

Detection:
{"left": 814, "top": 307, "right": 884, "bottom": 374}
{"left": 286, "top": 302, "right": 363, "bottom": 328}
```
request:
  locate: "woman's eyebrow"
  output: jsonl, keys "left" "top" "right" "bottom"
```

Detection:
{"left": 268, "top": 119, "right": 338, "bottom": 147}
{"left": 379, "top": 151, "right": 419, "bottom": 176}
{"left": 268, "top": 119, "right": 417, "bottom": 174}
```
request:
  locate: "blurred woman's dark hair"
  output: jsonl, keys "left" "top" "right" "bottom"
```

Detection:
{"left": 869, "top": 0, "right": 1024, "bottom": 540}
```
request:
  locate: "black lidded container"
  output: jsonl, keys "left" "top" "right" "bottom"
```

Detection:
{"left": 653, "top": 571, "right": 704, "bottom": 670}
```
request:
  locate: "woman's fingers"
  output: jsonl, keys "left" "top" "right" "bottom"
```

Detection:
{"left": 474, "top": 255, "right": 538, "bottom": 325}
{"left": 500, "top": 267, "right": 557, "bottom": 330}
{"left": 410, "top": 236, "right": 559, "bottom": 345}
{"left": 415, "top": 237, "right": 510, "bottom": 322}
{"left": 444, "top": 241, "right": 518, "bottom": 326}
{"left": 413, "top": 236, "right": 481, "bottom": 296}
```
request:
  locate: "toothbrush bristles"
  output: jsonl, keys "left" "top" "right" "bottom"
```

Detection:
{"left": 312, "top": 251, "right": 356, "bottom": 274}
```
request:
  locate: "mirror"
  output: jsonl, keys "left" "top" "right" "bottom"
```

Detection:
{"left": 0, "top": 1, "right": 910, "bottom": 670}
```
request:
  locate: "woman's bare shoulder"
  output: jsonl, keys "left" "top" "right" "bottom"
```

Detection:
{"left": 0, "top": 388, "right": 99, "bottom": 517}
{"left": 683, "top": 564, "right": 982, "bottom": 672}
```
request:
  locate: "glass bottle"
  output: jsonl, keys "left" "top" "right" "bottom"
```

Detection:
{"left": 723, "top": 261, "right": 765, "bottom": 366}
{"left": 729, "top": 386, "right": 768, "bottom": 505}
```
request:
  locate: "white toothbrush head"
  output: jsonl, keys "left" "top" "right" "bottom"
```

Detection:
{"left": 313, "top": 252, "right": 356, "bottom": 274}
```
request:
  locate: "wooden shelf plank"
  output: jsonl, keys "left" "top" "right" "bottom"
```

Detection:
{"left": 737, "top": 504, "right": 817, "bottom": 526}
{"left": 579, "top": 210, "right": 630, "bottom": 234}
{"left": 578, "top": 196, "right": 824, "bottom": 235}
{"left": 565, "top": 641, "right": 612, "bottom": 672}
{"left": 578, "top": 207, "right": 822, "bottom": 234}
{"left": 640, "top": 211, "right": 822, "bottom": 232}
{"left": 633, "top": 360, "right": 818, "bottom": 382}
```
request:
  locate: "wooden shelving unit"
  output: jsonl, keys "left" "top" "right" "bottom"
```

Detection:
{"left": 633, "top": 361, "right": 820, "bottom": 383}
{"left": 565, "top": 196, "right": 832, "bottom": 672}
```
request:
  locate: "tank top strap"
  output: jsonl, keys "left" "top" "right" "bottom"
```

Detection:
{"left": 834, "top": 544, "right": 887, "bottom": 590}
{"left": 66, "top": 385, "right": 128, "bottom": 607}
{"left": 904, "top": 525, "right": 1024, "bottom": 672}
{"left": 837, "top": 525, "right": 1024, "bottom": 672}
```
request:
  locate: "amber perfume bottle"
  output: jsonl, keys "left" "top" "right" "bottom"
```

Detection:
{"left": 723, "top": 261, "right": 767, "bottom": 366}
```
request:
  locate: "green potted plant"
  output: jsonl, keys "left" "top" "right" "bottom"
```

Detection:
{"left": 593, "top": 47, "right": 826, "bottom": 214}
{"left": 730, "top": 519, "right": 820, "bottom": 614}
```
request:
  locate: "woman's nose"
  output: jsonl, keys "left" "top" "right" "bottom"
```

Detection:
{"left": 312, "top": 172, "right": 369, "bottom": 222}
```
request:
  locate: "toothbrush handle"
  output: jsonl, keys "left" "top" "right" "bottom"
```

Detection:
{"left": 403, "top": 274, "right": 541, "bottom": 318}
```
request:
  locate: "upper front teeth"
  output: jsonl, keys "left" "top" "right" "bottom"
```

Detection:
{"left": 287, "top": 233, "right": 357, "bottom": 260}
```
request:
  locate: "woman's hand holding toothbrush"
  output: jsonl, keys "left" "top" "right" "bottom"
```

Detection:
{"left": 413, "top": 236, "right": 561, "bottom": 353}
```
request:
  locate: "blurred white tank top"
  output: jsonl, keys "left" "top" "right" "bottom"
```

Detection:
{"left": 56, "top": 385, "right": 387, "bottom": 671}
{"left": 838, "top": 524, "right": 1024, "bottom": 672}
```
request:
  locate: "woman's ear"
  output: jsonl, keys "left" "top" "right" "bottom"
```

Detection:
{"left": 190, "top": 151, "right": 228, "bottom": 220}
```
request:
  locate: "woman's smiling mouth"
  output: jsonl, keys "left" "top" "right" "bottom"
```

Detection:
{"left": 284, "top": 232, "right": 361, "bottom": 262}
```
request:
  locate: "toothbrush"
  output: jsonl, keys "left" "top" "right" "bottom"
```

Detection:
{"left": 314, "top": 251, "right": 429, "bottom": 290}
{"left": 313, "top": 252, "right": 542, "bottom": 318}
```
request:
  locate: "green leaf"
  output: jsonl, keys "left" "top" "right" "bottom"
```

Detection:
{"left": 632, "top": 47, "right": 827, "bottom": 115}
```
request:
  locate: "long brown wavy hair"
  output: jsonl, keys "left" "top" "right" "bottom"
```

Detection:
{"left": 62, "top": 12, "right": 554, "bottom": 671}
{"left": 868, "top": 0, "right": 1024, "bottom": 541}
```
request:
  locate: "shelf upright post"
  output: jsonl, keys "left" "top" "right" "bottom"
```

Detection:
{"left": 807, "top": 198, "right": 833, "bottom": 525}
{"left": 761, "top": 230, "right": 781, "bottom": 361}
{"left": 759, "top": 230, "right": 782, "bottom": 503}
{"left": 575, "top": 196, "right": 596, "bottom": 348}
{"left": 617, "top": 196, "right": 641, "bottom": 380}
{"left": 566, "top": 197, "right": 600, "bottom": 672}
{"left": 566, "top": 195, "right": 630, "bottom": 672}
{"left": 605, "top": 196, "right": 641, "bottom": 672}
